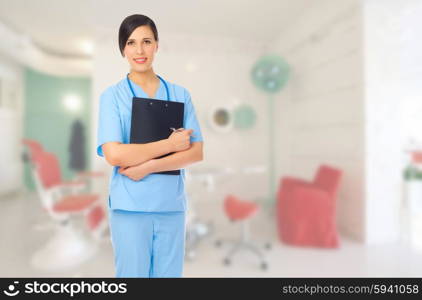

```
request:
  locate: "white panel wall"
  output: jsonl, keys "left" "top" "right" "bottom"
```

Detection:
{"left": 363, "top": 0, "right": 422, "bottom": 244}
{"left": 271, "top": 0, "right": 366, "bottom": 241}
{"left": 0, "top": 54, "right": 24, "bottom": 196}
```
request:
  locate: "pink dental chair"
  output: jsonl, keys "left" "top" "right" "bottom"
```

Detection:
{"left": 23, "top": 139, "right": 107, "bottom": 271}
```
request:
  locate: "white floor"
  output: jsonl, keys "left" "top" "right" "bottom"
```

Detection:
{"left": 1, "top": 190, "right": 422, "bottom": 277}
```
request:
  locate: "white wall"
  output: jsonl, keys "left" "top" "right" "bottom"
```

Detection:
{"left": 363, "top": 0, "right": 422, "bottom": 244}
{"left": 0, "top": 53, "right": 24, "bottom": 195}
{"left": 271, "top": 0, "right": 366, "bottom": 241}
{"left": 398, "top": 0, "right": 422, "bottom": 150}
{"left": 91, "top": 32, "right": 269, "bottom": 204}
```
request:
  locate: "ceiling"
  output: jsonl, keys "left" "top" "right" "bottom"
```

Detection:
{"left": 0, "top": 0, "right": 310, "bottom": 59}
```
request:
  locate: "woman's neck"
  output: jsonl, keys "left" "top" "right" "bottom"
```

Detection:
{"left": 128, "top": 69, "right": 158, "bottom": 86}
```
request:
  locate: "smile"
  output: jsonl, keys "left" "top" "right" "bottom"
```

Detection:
{"left": 134, "top": 58, "right": 147, "bottom": 64}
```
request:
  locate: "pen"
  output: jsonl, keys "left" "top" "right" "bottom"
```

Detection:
{"left": 170, "top": 127, "right": 195, "bottom": 138}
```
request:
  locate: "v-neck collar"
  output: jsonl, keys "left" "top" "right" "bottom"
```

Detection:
{"left": 127, "top": 76, "right": 162, "bottom": 99}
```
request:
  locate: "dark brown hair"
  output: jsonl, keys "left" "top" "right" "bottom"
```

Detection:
{"left": 118, "top": 14, "right": 158, "bottom": 57}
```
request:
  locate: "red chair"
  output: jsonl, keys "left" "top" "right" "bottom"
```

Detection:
{"left": 23, "top": 139, "right": 104, "bottom": 195}
{"left": 276, "top": 165, "right": 342, "bottom": 248}
{"left": 411, "top": 151, "right": 422, "bottom": 164}
{"left": 216, "top": 194, "right": 271, "bottom": 270}
{"left": 22, "top": 139, "right": 44, "bottom": 161}
{"left": 22, "top": 139, "right": 107, "bottom": 271}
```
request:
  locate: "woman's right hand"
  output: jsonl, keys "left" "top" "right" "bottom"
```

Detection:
{"left": 167, "top": 128, "right": 193, "bottom": 152}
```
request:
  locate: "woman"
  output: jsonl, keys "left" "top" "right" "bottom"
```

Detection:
{"left": 96, "top": 14, "right": 204, "bottom": 278}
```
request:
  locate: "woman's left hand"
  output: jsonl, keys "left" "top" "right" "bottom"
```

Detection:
{"left": 118, "top": 160, "right": 155, "bottom": 181}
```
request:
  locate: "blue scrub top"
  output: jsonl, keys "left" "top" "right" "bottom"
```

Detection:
{"left": 96, "top": 76, "right": 203, "bottom": 212}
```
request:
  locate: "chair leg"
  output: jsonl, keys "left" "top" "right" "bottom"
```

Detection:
{"left": 30, "top": 222, "right": 97, "bottom": 271}
{"left": 186, "top": 219, "right": 213, "bottom": 261}
{"left": 226, "top": 241, "right": 243, "bottom": 259}
{"left": 215, "top": 237, "right": 237, "bottom": 248}
{"left": 222, "top": 219, "right": 269, "bottom": 269}
{"left": 245, "top": 243, "right": 265, "bottom": 260}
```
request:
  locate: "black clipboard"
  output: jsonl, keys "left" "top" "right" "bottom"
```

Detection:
{"left": 130, "top": 97, "right": 184, "bottom": 175}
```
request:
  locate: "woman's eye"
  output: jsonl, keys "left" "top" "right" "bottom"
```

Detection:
{"left": 127, "top": 40, "right": 151, "bottom": 45}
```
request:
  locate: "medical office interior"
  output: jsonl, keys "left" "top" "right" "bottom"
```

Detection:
{"left": 1, "top": 0, "right": 422, "bottom": 277}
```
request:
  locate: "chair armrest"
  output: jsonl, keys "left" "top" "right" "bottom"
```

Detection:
{"left": 76, "top": 171, "right": 105, "bottom": 178}
{"left": 280, "top": 176, "right": 312, "bottom": 189}
{"left": 50, "top": 181, "right": 87, "bottom": 197}
{"left": 60, "top": 180, "right": 86, "bottom": 188}
{"left": 278, "top": 177, "right": 313, "bottom": 201}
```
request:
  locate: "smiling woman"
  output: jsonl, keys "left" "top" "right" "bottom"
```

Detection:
{"left": 118, "top": 16, "right": 159, "bottom": 86}
{"left": 96, "top": 14, "right": 204, "bottom": 278}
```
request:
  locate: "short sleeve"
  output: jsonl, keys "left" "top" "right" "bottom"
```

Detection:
{"left": 183, "top": 89, "right": 203, "bottom": 143}
{"left": 96, "top": 87, "right": 123, "bottom": 157}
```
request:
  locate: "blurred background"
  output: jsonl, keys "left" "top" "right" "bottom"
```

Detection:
{"left": 1, "top": 0, "right": 422, "bottom": 277}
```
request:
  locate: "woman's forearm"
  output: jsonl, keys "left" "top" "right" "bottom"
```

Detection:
{"left": 148, "top": 142, "right": 203, "bottom": 173}
{"left": 103, "top": 139, "right": 172, "bottom": 167}
{"left": 104, "top": 129, "right": 193, "bottom": 168}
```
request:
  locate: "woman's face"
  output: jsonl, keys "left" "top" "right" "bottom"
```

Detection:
{"left": 123, "top": 25, "right": 158, "bottom": 73}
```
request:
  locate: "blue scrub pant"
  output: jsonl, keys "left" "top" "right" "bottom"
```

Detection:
{"left": 108, "top": 209, "right": 186, "bottom": 277}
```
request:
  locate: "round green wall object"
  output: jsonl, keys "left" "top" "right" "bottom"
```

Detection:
{"left": 234, "top": 104, "right": 256, "bottom": 130}
{"left": 251, "top": 54, "right": 290, "bottom": 94}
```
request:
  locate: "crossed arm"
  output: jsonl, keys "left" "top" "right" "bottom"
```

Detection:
{"left": 102, "top": 137, "right": 203, "bottom": 181}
